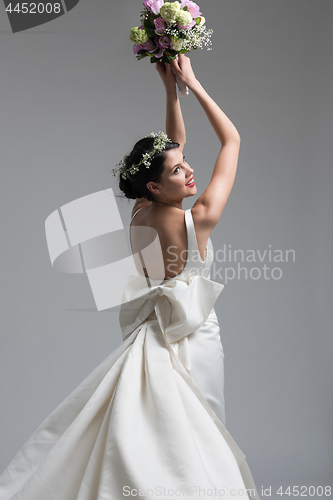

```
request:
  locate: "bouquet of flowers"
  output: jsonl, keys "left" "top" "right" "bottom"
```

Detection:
{"left": 129, "top": 0, "right": 213, "bottom": 95}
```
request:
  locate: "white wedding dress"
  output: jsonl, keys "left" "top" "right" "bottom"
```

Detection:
{"left": 0, "top": 208, "right": 260, "bottom": 500}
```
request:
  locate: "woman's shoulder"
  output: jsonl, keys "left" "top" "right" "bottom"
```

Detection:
{"left": 131, "top": 203, "right": 186, "bottom": 229}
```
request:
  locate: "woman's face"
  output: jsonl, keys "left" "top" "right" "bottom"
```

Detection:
{"left": 147, "top": 147, "right": 197, "bottom": 202}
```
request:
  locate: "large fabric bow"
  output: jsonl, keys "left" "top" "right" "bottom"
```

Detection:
{"left": 119, "top": 274, "right": 224, "bottom": 344}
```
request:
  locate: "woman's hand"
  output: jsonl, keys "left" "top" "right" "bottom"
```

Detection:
{"left": 170, "top": 54, "right": 198, "bottom": 90}
{"left": 155, "top": 60, "right": 177, "bottom": 93}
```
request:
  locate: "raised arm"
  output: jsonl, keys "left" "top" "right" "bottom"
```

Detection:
{"left": 131, "top": 62, "right": 186, "bottom": 210}
{"left": 171, "top": 54, "right": 241, "bottom": 228}
{"left": 156, "top": 60, "right": 186, "bottom": 152}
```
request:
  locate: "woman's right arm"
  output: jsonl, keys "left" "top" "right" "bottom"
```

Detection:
{"left": 171, "top": 54, "right": 241, "bottom": 228}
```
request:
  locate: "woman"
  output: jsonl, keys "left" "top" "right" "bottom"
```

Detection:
{"left": 122, "top": 54, "right": 241, "bottom": 430}
{"left": 0, "top": 55, "right": 260, "bottom": 500}
{"left": 114, "top": 55, "right": 258, "bottom": 499}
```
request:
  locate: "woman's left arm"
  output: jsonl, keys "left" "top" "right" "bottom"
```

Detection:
{"left": 156, "top": 61, "right": 186, "bottom": 152}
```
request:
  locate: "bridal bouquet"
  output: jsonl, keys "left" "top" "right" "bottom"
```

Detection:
{"left": 130, "top": 0, "right": 213, "bottom": 94}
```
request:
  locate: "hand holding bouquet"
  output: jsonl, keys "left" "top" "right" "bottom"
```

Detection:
{"left": 129, "top": 0, "right": 213, "bottom": 96}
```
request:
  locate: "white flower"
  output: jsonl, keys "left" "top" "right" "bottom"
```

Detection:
{"left": 176, "top": 10, "right": 193, "bottom": 27}
{"left": 171, "top": 38, "right": 184, "bottom": 51}
{"left": 160, "top": 2, "right": 181, "bottom": 24}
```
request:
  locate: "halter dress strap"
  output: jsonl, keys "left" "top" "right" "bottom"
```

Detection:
{"left": 184, "top": 208, "right": 208, "bottom": 265}
{"left": 129, "top": 207, "right": 147, "bottom": 254}
{"left": 130, "top": 206, "right": 146, "bottom": 223}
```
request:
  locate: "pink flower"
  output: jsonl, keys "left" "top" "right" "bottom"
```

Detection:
{"left": 143, "top": 0, "right": 154, "bottom": 11}
{"left": 143, "top": 0, "right": 164, "bottom": 15}
{"left": 180, "top": 0, "right": 201, "bottom": 18}
{"left": 177, "top": 19, "right": 196, "bottom": 30}
{"left": 154, "top": 17, "right": 166, "bottom": 35}
{"left": 155, "top": 35, "right": 172, "bottom": 50}
{"left": 154, "top": 50, "right": 165, "bottom": 59}
{"left": 133, "top": 38, "right": 156, "bottom": 55}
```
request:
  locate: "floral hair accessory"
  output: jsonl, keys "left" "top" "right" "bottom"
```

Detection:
{"left": 112, "top": 131, "right": 173, "bottom": 180}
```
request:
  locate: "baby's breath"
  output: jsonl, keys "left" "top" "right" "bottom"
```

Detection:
{"left": 140, "top": 12, "right": 149, "bottom": 22}
{"left": 165, "top": 23, "right": 213, "bottom": 51}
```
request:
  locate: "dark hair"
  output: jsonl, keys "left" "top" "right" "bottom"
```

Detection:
{"left": 118, "top": 136, "right": 180, "bottom": 201}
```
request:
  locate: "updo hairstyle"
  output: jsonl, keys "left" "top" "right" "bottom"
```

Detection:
{"left": 118, "top": 136, "right": 180, "bottom": 201}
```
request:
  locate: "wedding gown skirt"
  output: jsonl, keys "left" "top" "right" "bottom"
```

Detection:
{"left": 0, "top": 209, "right": 259, "bottom": 500}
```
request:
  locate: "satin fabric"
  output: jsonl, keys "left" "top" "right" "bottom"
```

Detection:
{"left": 0, "top": 209, "right": 260, "bottom": 500}
{"left": 186, "top": 308, "right": 226, "bottom": 426}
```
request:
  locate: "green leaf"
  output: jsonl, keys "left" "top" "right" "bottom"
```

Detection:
{"left": 195, "top": 18, "right": 200, "bottom": 25}
{"left": 183, "top": 5, "right": 188, "bottom": 10}
{"left": 143, "top": 19, "right": 155, "bottom": 34}
{"left": 164, "top": 50, "right": 177, "bottom": 61}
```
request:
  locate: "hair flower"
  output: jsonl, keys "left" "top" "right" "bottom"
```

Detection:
{"left": 112, "top": 131, "right": 173, "bottom": 180}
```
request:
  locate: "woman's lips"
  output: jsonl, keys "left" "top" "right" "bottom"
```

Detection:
{"left": 186, "top": 177, "right": 195, "bottom": 187}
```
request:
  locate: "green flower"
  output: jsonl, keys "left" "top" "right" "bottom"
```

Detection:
{"left": 160, "top": 2, "right": 181, "bottom": 24}
{"left": 176, "top": 10, "right": 192, "bottom": 27}
{"left": 129, "top": 27, "right": 149, "bottom": 44}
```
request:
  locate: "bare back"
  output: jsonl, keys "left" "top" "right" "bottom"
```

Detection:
{"left": 129, "top": 204, "right": 212, "bottom": 280}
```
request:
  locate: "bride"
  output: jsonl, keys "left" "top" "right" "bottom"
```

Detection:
{"left": 0, "top": 55, "right": 260, "bottom": 500}
{"left": 120, "top": 53, "right": 241, "bottom": 427}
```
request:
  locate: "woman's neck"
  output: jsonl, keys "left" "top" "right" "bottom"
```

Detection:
{"left": 152, "top": 199, "right": 183, "bottom": 210}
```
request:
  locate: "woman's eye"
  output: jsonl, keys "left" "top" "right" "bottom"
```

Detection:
{"left": 174, "top": 167, "right": 180, "bottom": 174}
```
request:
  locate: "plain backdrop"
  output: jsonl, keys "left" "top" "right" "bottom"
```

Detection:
{"left": 0, "top": 0, "right": 332, "bottom": 497}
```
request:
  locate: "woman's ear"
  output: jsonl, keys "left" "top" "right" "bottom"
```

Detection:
{"left": 146, "top": 182, "right": 162, "bottom": 196}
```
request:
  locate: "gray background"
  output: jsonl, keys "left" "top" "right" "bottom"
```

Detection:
{"left": 0, "top": 0, "right": 332, "bottom": 497}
